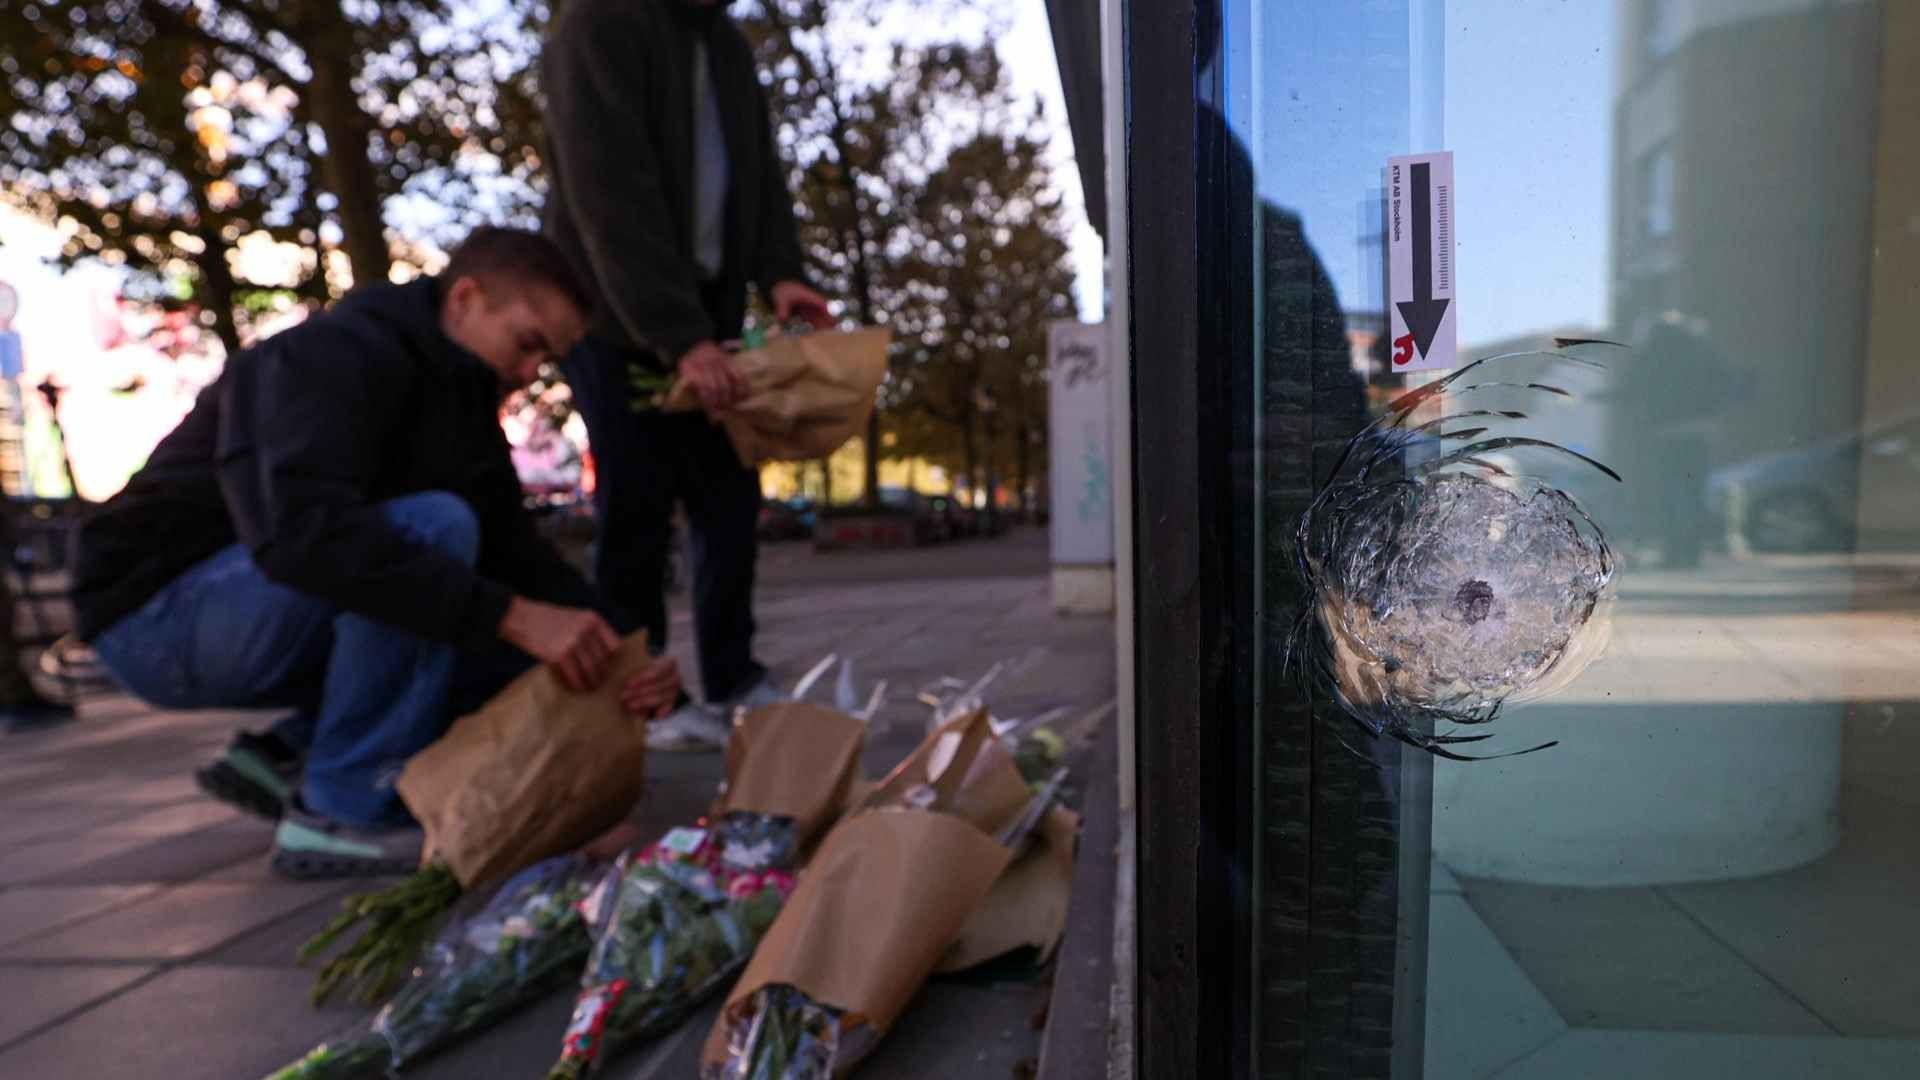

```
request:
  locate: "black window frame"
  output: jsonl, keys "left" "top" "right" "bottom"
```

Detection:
{"left": 1126, "top": 3, "right": 1431, "bottom": 1076}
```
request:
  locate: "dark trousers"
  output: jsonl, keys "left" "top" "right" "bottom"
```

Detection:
{"left": 561, "top": 335, "right": 765, "bottom": 702}
{"left": 0, "top": 512, "right": 37, "bottom": 707}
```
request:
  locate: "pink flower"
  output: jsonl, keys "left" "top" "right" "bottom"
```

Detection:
{"left": 726, "top": 872, "right": 764, "bottom": 901}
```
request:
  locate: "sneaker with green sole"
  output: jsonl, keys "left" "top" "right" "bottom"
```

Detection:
{"left": 195, "top": 730, "right": 302, "bottom": 820}
{"left": 271, "top": 802, "right": 424, "bottom": 879}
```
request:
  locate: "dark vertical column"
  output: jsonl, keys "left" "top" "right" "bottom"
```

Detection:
{"left": 1130, "top": 2, "right": 1427, "bottom": 1077}
{"left": 1128, "top": 0, "right": 1246, "bottom": 1077}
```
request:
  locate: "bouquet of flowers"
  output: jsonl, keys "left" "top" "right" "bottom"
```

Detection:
{"left": 549, "top": 697, "right": 875, "bottom": 1078}
{"left": 544, "top": 816, "right": 795, "bottom": 1079}
{"left": 905, "top": 660, "right": 1085, "bottom": 976}
{"left": 297, "top": 633, "right": 657, "bottom": 1007}
{"left": 266, "top": 853, "right": 604, "bottom": 1079}
{"left": 271, "top": 658, "right": 876, "bottom": 1080}
{"left": 701, "top": 708, "right": 1067, "bottom": 1079}
{"left": 916, "top": 659, "right": 1073, "bottom": 793}
{"left": 644, "top": 327, "right": 892, "bottom": 467}
{"left": 704, "top": 985, "right": 854, "bottom": 1080}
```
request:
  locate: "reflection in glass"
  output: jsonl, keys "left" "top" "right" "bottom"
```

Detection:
{"left": 1216, "top": 0, "right": 1918, "bottom": 1073}
{"left": 1632, "top": 144, "right": 1674, "bottom": 245}
{"left": 1418, "top": 2, "right": 1920, "bottom": 1077}
{"left": 1217, "top": 2, "right": 1428, "bottom": 1073}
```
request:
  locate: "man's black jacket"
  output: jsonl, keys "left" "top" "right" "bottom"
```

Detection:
{"left": 541, "top": 0, "right": 807, "bottom": 364}
{"left": 72, "top": 279, "right": 603, "bottom": 648}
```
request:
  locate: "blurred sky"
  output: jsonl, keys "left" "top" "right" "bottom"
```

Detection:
{"left": 0, "top": 2, "right": 1619, "bottom": 349}
{"left": 1441, "top": 0, "right": 1614, "bottom": 344}
{"left": 988, "top": 0, "right": 1104, "bottom": 318}
{"left": 0, "top": 209, "right": 123, "bottom": 374}
{"left": 1, "top": 0, "right": 1105, "bottom": 324}
{"left": 0, "top": 0, "right": 1104, "bottom": 494}
{"left": 1224, "top": 0, "right": 1615, "bottom": 346}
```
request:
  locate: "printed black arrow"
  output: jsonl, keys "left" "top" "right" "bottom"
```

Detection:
{"left": 1397, "top": 161, "right": 1450, "bottom": 359}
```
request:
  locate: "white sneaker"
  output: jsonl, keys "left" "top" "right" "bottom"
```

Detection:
{"left": 645, "top": 701, "right": 734, "bottom": 752}
{"left": 723, "top": 676, "right": 785, "bottom": 714}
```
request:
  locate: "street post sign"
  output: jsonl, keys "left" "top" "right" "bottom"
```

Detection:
{"left": 1048, "top": 319, "right": 1113, "bottom": 613}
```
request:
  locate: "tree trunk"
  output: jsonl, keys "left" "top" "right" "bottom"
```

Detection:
{"left": 835, "top": 210, "right": 880, "bottom": 506}
{"left": 1015, "top": 416, "right": 1032, "bottom": 520}
{"left": 819, "top": 456, "right": 833, "bottom": 507}
{"left": 960, "top": 412, "right": 978, "bottom": 526}
{"left": 815, "top": 24, "right": 880, "bottom": 507}
{"left": 864, "top": 411, "right": 881, "bottom": 504}
{"left": 760, "top": 2, "right": 895, "bottom": 506}
{"left": 982, "top": 407, "right": 1000, "bottom": 533}
{"left": 303, "top": 25, "right": 389, "bottom": 289}
{"left": 193, "top": 226, "right": 241, "bottom": 356}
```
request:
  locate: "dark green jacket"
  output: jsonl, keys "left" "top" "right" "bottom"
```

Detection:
{"left": 541, "top": 0, "right": 808, "bottom": 364}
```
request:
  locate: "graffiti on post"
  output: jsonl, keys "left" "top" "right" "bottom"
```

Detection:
{"left": 1077, "top": 421, "right": 1109, "bottom": 525}
{"left": 1048, "top": 320, "right": 1112, "bottom": 565}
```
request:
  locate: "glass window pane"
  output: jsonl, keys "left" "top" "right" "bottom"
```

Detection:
{"left": 1206, "top": 0, "right": 1920, "bottom": 1074}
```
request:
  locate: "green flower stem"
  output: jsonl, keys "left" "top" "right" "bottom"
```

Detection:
{"left": 258, "top": 1034, "right": 389, "bottom": 1080}
{"left": 301, "top": 864, "right": 462, "bottom": 1007}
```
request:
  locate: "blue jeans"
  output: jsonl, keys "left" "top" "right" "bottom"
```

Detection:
{"left": 92, "top": 492, "right": 528, "bottom": 827}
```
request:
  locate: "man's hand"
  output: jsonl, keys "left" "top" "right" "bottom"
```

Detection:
{"left": 677, "top": 340, "right": 749, "bottom": 414}
{"left": 498, "top": 597, "right": 621, "bottom": 692}
{"left": 620, "top": 655, "right": 682, "bottom": 720}
{"left": 770, "top": 280, "right": 834, "bottom": 330}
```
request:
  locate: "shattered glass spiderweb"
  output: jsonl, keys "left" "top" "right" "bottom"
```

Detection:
{"left": 1292, "top": 344, "right": 1620, "bottom": 759}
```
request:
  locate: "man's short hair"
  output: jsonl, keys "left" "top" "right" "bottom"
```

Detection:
{"left": 441, "top": 226, "right": 593, "bottom": 314}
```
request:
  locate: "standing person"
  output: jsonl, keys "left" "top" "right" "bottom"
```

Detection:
{"left": 542, "top": 0, "right": 833, "bottom": 750}
{"left": 70, "top": 228, "right": 681, "bottom": 877}
{"left": 0, "top": 285, "right": 77, "bottom": 733}
{"left": 0, "top": 511, "right": 76, "bottom": 733}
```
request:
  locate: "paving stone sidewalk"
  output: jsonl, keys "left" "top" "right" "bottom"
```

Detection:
{"left": 0, "top": 527, "right": 1118, "bottom": 1079}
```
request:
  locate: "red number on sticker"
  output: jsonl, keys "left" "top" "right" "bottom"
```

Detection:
{"left": 1392, "top": 334, "right": 1415, "bottom": 367}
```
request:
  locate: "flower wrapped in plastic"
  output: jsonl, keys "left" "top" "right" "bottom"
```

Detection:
{"left": 549, "top": 694, "right": 875, "bottom": 1078}
{"left": 545, "top": 815, "right": 799, "bottom": 1078}
{"left": 265, "top": 853, "right": 604, "bottom": 1080}
{"left": 707, "top": 985, "right": 849, "bottom": 1080}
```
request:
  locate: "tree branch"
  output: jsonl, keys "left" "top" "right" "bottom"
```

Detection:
{"left": 143, "top": 0, "right": 305, "bottom": 87}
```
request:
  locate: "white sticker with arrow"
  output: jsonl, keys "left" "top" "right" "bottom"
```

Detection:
{"left": 1387, "top": 151, "right": 1456, "bottom": 373}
